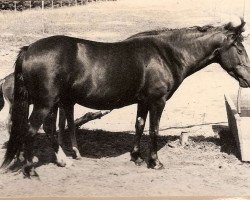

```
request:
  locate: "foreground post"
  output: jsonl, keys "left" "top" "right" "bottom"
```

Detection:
{"left": 180, "top": 132, "right": 189, "bottom": 146}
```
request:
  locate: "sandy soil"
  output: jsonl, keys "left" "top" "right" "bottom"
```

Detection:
{"left": 1, "top": 0, "right": 250, "bottom": 197}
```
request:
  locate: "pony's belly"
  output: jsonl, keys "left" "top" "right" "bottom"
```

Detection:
{"left": 72, "top": 89, "right": 139, "bottom": 110}
{"left": 75, "top": 97, "right": 137, "bottom": 110}
{"left": 71, "top": 82, "right": 142, "bottom": 110}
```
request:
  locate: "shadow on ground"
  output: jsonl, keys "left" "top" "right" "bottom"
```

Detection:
{"left": 37, "top": 125, "right": 240, "bottom": 161}
{"left": 3, "top": 129, "right": 176, "bottom": 171}
{"left": 61, "top": 129, "right": 179, "bottom": 159}
{"left": 174, "top": 124, "right": 239, "bottom": 159}
{"left": 212, "top": 124, "right": 240, "bottom": 159}
{"left": 5, "top": 124, "right": 241, "bottom": 171}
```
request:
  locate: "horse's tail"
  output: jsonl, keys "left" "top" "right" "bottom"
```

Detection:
{"left": 1, "top": 46, "right": 29, "bottom": 168}
{"left": 0, "top": 78, "right": 5, "bottom": 111}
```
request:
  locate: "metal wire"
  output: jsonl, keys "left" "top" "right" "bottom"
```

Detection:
{"left": 237, "top": 86, "right": 242, "bottom": 114}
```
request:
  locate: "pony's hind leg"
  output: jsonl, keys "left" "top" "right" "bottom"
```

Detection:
{"left": 4, "top": 104, "right": 25, "bottom": 162}
{"left": 22, "top": 105, "right": 51, "bottom": 177}
{"left": 147, "top": 97, "right": 166, "bottom": 170}
{"left": 58, "top": 107, "right": 66, "bottom": 147}
{"left": 131, "top": 102, "right": 148, "bottom": 165}
{"left": 43, "top": 105, "right": 73, "bottom": 167}
{"left": 63, "top": 104, "right": 81, "bottom": 160}
{"left": 43, "top": 106, "right": 58, "bottom": 138}
{"left": 43, "top": 106, "right": 58, "bottom": 148}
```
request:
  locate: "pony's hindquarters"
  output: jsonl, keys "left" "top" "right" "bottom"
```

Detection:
{"left": 1, "top": 46, "right": 29, "bottom": 169}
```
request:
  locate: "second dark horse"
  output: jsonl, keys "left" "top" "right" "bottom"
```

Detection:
{"left": 2, "top": 19, "right": 250, "bottom": 177}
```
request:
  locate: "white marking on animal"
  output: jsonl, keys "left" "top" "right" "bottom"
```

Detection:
{"left": 72, "top": 147, "right": 81, "bottom": 160}
{"left": 55, "top": 146, "right": 73, "bottom": 167}
{"left": 137, "top": 117, "right": 145, "bottom": 126}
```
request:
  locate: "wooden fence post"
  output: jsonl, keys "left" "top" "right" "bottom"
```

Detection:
{"left": 75, "top": 0, "right": 77, "bottom": 6}
{"left": 60, "top": 0, "right": 63, "bottom": 7}
{"left": 29, "top": 1, "right": 32, "bottom": 9}
{"left": 42, "top": 1, "right": 45, "bottom": 34}
{"left": 52, "top": 0, "right": 54, "bottom": 9}
{"left": 14, "top": 1, "right": 17, "bottom": 12}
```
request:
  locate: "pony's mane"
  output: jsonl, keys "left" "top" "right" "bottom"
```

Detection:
{"left": 128, "top": 21, "right": 245, "bottom": 43}
{"left": 127, "top": 24, "right": 217, "bottom": 39}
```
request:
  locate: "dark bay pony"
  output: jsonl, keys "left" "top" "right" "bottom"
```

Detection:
{"left": 2, "top": 19, "right": 250, "bottom": 177}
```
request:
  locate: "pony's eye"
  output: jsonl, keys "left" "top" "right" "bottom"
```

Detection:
{"left": 237, "top": 49, "right": 243, "bottom": 54}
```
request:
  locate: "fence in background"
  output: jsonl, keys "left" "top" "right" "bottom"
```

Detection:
{"left": 0, "top": 0, "right": 116, "bottom": 11}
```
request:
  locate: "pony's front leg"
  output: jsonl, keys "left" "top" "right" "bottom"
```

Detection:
{"left": 147, "top": 97, "right": 166, "bottom": 169}
{"left": 131, "top": 102, "right": 148, "bottom": 165}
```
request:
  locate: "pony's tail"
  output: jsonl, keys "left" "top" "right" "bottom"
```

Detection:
{"left": 0, "top": 78, "right": 5, "bottom": 111}
{"left": 1, "top": 46, "right": 29, "bottom": 168}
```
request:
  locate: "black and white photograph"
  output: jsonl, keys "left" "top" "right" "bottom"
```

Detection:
{"left": 0, "top": 0, "right": 250, "bottom": 199}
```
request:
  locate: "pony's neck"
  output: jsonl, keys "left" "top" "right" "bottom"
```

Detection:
{"left": 159, "top": 30, "right": 222, "bottom": 80}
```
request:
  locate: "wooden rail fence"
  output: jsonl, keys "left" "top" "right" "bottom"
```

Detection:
{"left": 0, "top": 0, "right": 116, "bottom": 11}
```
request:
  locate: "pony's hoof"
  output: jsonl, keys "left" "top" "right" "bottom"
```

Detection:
{"left": 75, "top": 156, "right": 82, "bottom": 160}
{"left": 57, "top": 157, "right": 73, "bottom": 168}
{"left": 147, "top": 159, "right": 164, "bottom": 170}
{"left": 22, "top": 165, "right": 39, "bottom": 179}
{"left": 134, "top": 157, "right": 145, "bottom": 166}
{"left": 65, "top": 159, "right": 74, "bottom": 168}
{"left": 56, "top": 160, "right": 66, "bottom": 167}
{"left": 72, "top": 147, "right": 81, "bottom": 160}
{"left": 130, "top": 151, "right": 145, "bottom": 166}
{"left": 131, "top": 151, "right": 142, "bottom": 161}
{"left": 56, "top": 146, "right": 73, "bottom": 167}
{"left": 56, "top": 158, "right": 67, "bottom": 167}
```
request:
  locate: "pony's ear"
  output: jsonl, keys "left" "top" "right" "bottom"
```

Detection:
{"left": 224, "top": 18, "right": 246, "bottom": 44}
{"left": 225, "top": 18, "right": 246, "bottom": 34}
{"left": 236, "top": 18, "right": 246, "bottom": 33}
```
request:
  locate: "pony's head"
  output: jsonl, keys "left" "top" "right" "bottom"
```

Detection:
{"left": 217, "top": 19, "right": 250, "bottom": 87}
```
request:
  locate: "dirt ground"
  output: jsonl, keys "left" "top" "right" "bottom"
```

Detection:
{"left": 1, "top": 0, "right": 250, "bottom": 197}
